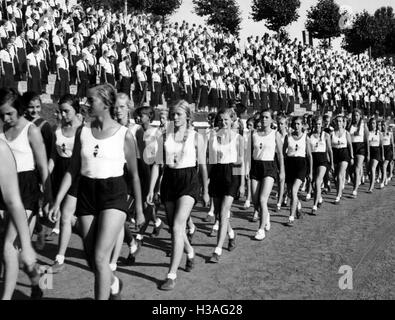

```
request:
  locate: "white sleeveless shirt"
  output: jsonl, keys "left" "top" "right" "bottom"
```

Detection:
{"left": 55, "top": 127, "right": 75, "bottom": 158}
{"left": 287, "top": 133, "right": 306, "bottom": 157}
{"left": 0, "top": 122, "right": 35, "bottom": 172}
{"left": 382, "top": 132, "right": 392, "bottom": 146}
{"left": 210, "top": 130, "right": 238, "bottom": 164}
{"left": 164, "top": 129, "right": 196, "bottom": 169}
{"left": 310, "top": 132, "right": 326, "bottom": 153}
{"left": 349, "top": 123, "right": 364, "bottom": 143}
{"left": 369, "top": 131, "right": 380, "bottom": 147}
{"left": 252, "top": 130, "right": 276, "bottom": 161}
{"left": 80, "top": 125, "right": 128, "bottom": 179}
{"left": 331, "top": 131, "right": 348, "bottom": 149}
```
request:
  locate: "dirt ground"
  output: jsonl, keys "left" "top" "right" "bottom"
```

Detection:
{"left": 5, "top": 177, "right": 395, "bottom": 300}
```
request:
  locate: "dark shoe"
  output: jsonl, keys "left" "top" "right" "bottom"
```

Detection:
{"left": 209, "top": 253, "right": 220, "bottom": 263}
{"left": 286, "top": 218, "right": 295, "bottom": 227}
{"left": 152, "top": 221, "right": 164, "bottom": 237}
{"left": 208, "top": 228, "right": 217, "bottom": 237}
{"left": 185, "top": 257, "right": 195, "bottom": 272}
{"left": 31, "top": 285, "right": 43, "bottom": 300}
{"left": 250, "top": 212, "right": 258, "bottom": 222}
{"left": 228, "top": 234, "right": 237, "bottom": 252}
{"left": 124, "top": 253, "right": 136, "bottom": 266}
{"left": 159, "top": 278, "right": 176, "bottom": 291}
{"left": 109, "top": 278, "right": 123, "bottom": 300}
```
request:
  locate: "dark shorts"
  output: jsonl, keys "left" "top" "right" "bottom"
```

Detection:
{"left": 352, "top": 142, "right": 366, "bottom": 157}
{"left": 209, "top": 163, "right": 241, "bottom": 198}
{"left": 52, "top": 157, "right": 79, "bottom": 198}
{"left": 383, "top": 145, "right": 393, "bottom": 161}
{"left": 250, "top": 160, "right": 277, "bottom": 181}
{"left": 370, "top": 146, "right": 381, "bottom": 162}
{"left": 76, "top": 176, "right": 129, "bottom": 217}
{"left": 0, "top": 170, "right": 40, "bottom": 212}
{"left": 285, "top": 157, "right": 306, "bottom": 184}
{"left": 333, "top": 148, "right": 350, "bottom": 164}
{"left": 312, "top": 152, "right": 328, "bottom": 175}
{"left": 160, "top": 167, "right": 200, "bottom": 204}
{"left": 137, "top": 159, "right": 152, "bottom": 199}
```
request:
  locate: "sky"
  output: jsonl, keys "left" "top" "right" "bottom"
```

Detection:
{"left": 170, "top": 0, "right": 394, "bottom": 52}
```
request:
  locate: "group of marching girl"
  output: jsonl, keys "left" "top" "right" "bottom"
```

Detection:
{"left": 0, "top": 85, "right": 394, "bottom": 299}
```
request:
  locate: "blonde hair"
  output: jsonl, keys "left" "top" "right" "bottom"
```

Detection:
{"left": 170, "top": 100, "right": 193, "bottom": 128}
{"left": 89, "top": 84, "right": 117, "bottom": 117}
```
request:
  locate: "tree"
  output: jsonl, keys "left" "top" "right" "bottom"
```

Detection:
{"left": 148, "top": 0, "right": 182, "bottom": 19}
{"left": 342, "top": 11, "right": 374, "bottom": 55}
{"left": 370, "top": 6, "right": 395, "bottom": 57}
{"left": 81, "top": 0, "right": 182, "bottom": 18}
{"left": 305, "top": 0, "right": 341, "bottom": 47}
{"left": 193, "top": 0, "right": 242, "bottom": 36}
{"left": 250, "top": 0, "right": 300, "bottom": 33}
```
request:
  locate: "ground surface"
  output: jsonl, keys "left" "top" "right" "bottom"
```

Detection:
{"left": 5, "top": 178, "right": 395, "bottom": 300}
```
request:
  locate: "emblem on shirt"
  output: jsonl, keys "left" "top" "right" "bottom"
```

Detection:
{"left": 93, "top": 144, "right": 99, "bottom": 157}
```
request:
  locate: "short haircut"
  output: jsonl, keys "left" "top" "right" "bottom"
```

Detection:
{"left": 0, "top": 87, "right": 25, "bottom": 116}
{"left": 58, "top": 94, "right": 80, "bottom": 114}
{"left": 22, "top": 91, "right": 41, "bottom": 107}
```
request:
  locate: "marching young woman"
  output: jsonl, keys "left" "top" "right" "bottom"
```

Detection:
{"left": 0, "top": 88, "right": 51, "bottom": 299}
{"left": 283, "top": 116, "right": 313, "bottom": 226}
{"left": 367, "top": 117, "right": 382, "bottom": 193}
{"left": 309, "top": 116, "right": 334, "bottom": 215}
{"left": 207, "top": 108, "right": 244, "bottom": 261}
{"left": 0, "top": 139, "right": 41, "bottom": 300}
{"left": 379, "top": 120, "right": 394, "bottom": 188}
{"left": 276, "top": 114, "right": 288, "bottom": 211}
{"left": 331, "top": 115, "right": 354, "bottom": 203}
{"left": 47, "top": 94, "right": 82, "bottom": 273}
{"left": 347, "top": 108, "right": 369, "bottom": 198}
{"left": 243, "top": 117, "right": 255, "bottom": 210}
{"left": 246, "top": 109, "right": 285, "bottom": 240}
{"left": 48, "top": 84, "right": 144, "bottom": 300}
{"left": 146, "top": 100, "right": 209, "bottom": 290}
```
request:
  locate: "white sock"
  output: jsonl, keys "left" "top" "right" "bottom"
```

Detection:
{"left": 136, "top": 234, "right": 143, "bottom": 241}
{"left": 130, "top": 243, "right": 138, "bottom": 254}
{"left": 55, "top": 255, "right": 64, "bottom": 264}
{"left": 214, "top": 247, "right": 222, "bottom": 255}
{"left": 212, "top": 222, "right": 219, "bottom": 231}
{"left": 154, "top": 218, "right": 162, "bottom": 228}
{"left": 52, "top": 228, "right": 60, "bottom": 234}
{"left": 109, "top": 263, "right": 117, "bottom": 272}
{"left": 207, "top": 210, "right": 214, "bottom": 216}
{"left": 228, "top": 229, "right": 235, "bottom": 239}
{"left": 189, "top": 225, "right": 195, "bottom": 234}
{"left": 167, "top": 272, "right": 177, "bottom": 280}
{"left": 110, "top": 276, "right": 119, "bottom": 294}
{"left": 187, "top": 249, "right": 194, "bottom": 259}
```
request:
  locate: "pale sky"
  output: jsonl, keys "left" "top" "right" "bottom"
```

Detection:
{"left": 170, "top": 0, "right": 394, "bottom": 52}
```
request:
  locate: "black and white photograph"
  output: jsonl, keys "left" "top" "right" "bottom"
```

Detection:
{"left": 0, "top": 0, "right": 394, "bottom": 305}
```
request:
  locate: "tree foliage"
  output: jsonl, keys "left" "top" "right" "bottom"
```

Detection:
{"left": 342, "top": 6, "right": 395, "bottom": 58}
{"left": 342, "top": 11, "right": 374, "bottom": 55}
{"left": 250, "top": 0, "right": 300, "bottom": 33}
{"left": 305, "top": 0, "right": 341, "bottom": 43}
{"left": 81, "top": 0, "right": 182, "bottom": 17}
{"left": 193, "top": 0, "right": 242, "bottom": 36}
